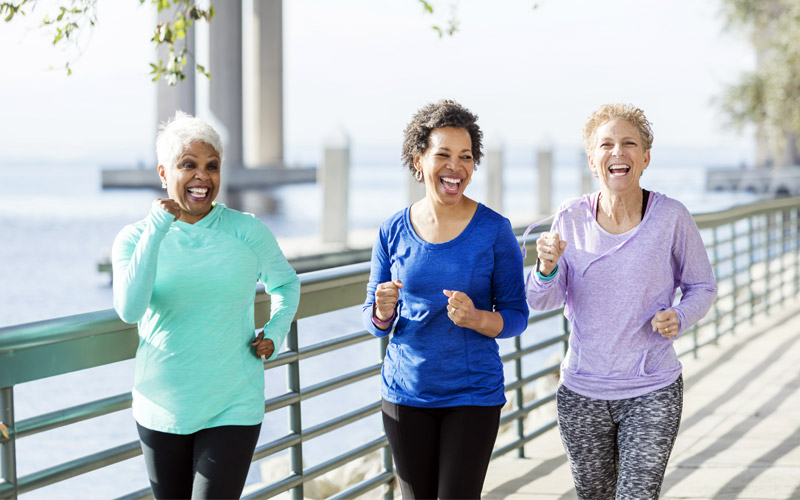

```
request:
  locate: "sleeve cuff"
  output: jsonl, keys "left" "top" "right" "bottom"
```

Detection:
{"left": 536, "top": 262, "right": 559, "bottom": 281}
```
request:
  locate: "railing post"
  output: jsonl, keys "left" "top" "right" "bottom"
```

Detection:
{"left": 731, "top": 220, "right": 739, "bottom": 334}
{"left": 286, "top": 321, "right": 304, "bottom": 500}
{"left": 0, "top": 386, "right": 17, "bottom": 500}
{"left": 780, "top": 209, "right": 788, "bottom": 306}
{"left": 712, "top": 226, "right": 721, "bottom": 343}
{"left": 513, "top": 336, "right": 525, "bottom": 459}
{"left": 765, "top": 213, "right": 772, "bottom": 315}
{"left": 748, "top": 217, "right": 756, "bottom": 324}
{"left": 379, "top": 336, "right": 394, "bottom": 500}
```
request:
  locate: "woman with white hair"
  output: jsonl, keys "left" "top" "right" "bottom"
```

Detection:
{"left": 112, "top": 111, "right": 300, "bottom": 499}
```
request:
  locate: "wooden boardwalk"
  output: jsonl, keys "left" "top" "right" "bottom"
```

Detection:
{"left": 482, "top": 302, "right": 800, "bottom": 500}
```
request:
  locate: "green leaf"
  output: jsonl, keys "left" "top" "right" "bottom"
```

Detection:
{"left": 419, "top": 0, "right": 434, "bottom": 14}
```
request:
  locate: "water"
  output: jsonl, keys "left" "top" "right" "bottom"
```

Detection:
{"left": 0, "top": 146, "right": 761, "bottom": 498}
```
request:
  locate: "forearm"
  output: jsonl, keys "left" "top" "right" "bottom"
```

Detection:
{"left": 469, "top": 310, "right": 505, "bottom": 338}
{"left": 112, "top": 208, "right": 173, "bottom": 323}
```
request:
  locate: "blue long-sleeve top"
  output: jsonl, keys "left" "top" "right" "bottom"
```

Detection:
{"left": 362, "top": 203, "right": 529, "bottom": 408}
{"left": 112, "top": 203, "right": 300, "bottom": 433}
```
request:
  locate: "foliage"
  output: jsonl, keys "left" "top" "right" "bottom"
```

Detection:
{"left": 720, "top": 0, "right": 800, "bottom": 157}
{"left": 0, "top": 0, "right": 213, "bottom": 85}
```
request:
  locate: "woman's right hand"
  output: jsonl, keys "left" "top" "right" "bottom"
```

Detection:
{"left": 153, "top": 198, "right": 181, "bottom": 221}
{"left": 536, "top": 232, "right": 568, "bottom": 276}
{"left": 374, "top": 279, "right": 403, "bottom": 321}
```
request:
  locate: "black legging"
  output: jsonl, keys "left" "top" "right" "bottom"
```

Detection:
{"left": 136, "top": 422, "right": 261, "bottom": 499}
{"left": 381, "top": 399, "right": 502, "bottom": 499}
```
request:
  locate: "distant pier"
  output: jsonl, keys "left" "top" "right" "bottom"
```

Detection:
{"left": 706, "top": 165, "right": 800, "bottom": 197}
{"left": 101, "top": 166, "right": 316, "bottom": 190}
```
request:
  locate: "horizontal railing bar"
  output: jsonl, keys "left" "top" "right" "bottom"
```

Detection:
{"left": 527, "top": 308, "right": 563, "bottom": 323}
{"left": 501, "top": 393, "right": 558, "bottom": 425}
{"left": 241, "top": 473, "right": 303, "bottom": 500}
{"left": 263, "top": 391, "right": 301, "bottom": 413}
{"left": 16, "top": 392, "right": 131, "bottom": 438}
{"left": 14, "top": 440, "right": 141, "bottom": 494}
{"left": 492, "top": 420, "right": 559, "bottom": 459}
{"left": 114, "top": 486, "right": 152, "bottom": 500}
{"left": 300, "top": 364, "right": 381, "bottom": 401}
{"left": 501, "top": 334, "right": 568, "bottom": 364}
{"left": 326, "top": 471, "right": 395, "bottom": 500}
{"left": 302, "top": 402, "right": 381, "bottom": 442}
{"left": 296, "top": 330, "right": 373, "bottom": 361}
{"left": 251, "top": 433, "right": 302, "bottom": 462}
{"left": 302, "top": 436, "right": 388, "bottom": 483}
{"left": 503, "top": 363, "right": 561, "bottom": 393}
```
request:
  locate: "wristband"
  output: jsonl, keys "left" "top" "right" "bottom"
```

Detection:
{"left": 372, "top": 303, "right": 395, "bottom": 327}
{"left": 536, "top": 261, "right": 559, "bottom": 281}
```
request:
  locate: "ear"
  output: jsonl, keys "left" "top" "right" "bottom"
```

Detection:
{"left": 642, "top": 150, "right": 651, "bottom": 171}
{"left": 587, "top": 155, "right": 598, "bottom": 176}
{"left": 157, "top": 164, "right": 167, "bottom": 185}
{"left": 413, "top": 155, "right": 422, "bottom": 172}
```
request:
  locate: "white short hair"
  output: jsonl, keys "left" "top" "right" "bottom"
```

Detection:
{"left": 156, "top": 111, "right": 224, "bottom": 169}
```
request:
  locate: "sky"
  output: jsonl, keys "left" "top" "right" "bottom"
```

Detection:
{"left": 0, "top": 0, "right": 756, "bottom": 167}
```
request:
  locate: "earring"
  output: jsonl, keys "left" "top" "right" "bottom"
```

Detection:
{"left": 414, "top": 169, "right": 423, "bottom": 182}
{"left": 161, "top": 181, "right": 167, "bottom": 189}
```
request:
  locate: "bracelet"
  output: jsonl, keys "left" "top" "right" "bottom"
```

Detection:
{"left": 536, "top": 261, "right": 559, "bottom": 281}
{"left": 372, "top": 304, "right": 395, "bottom": 327}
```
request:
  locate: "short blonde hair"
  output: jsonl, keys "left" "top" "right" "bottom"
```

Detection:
{"left": 582, "top": 103, "right": 654, "bottom": 155}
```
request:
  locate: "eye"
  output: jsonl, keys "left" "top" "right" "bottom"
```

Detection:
{"left": 461, "top": 155, "right": 473, "bottom": 161}
{"left": 601, "top": 142, "right": 612, "bottom": 148}
{"left": 207, "top": 163, "right": 219, "bottom": 171}
{"left": 436, "top": 153, "right": 449, "bottom": 158}
{"left": 181, "top": 162, "right": 196, "bottom": 169}
{"left": 624, "top": 141, "right": 637, "bottom": 146}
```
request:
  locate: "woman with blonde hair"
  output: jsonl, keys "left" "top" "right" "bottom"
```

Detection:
{"left": 527, "top": 103, "right": 717, "bottom": 499}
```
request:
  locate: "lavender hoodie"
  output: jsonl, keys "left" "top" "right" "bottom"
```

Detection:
{"left": 526, "top": 191, "right": 717, "bottom": 400}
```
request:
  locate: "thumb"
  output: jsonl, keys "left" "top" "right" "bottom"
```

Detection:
{"left": 560, "top": 240, "right": 568, "bottom": 251}
{"left": 651, "top": 316, "right": 658, "bottom": 332}
{"left": 393, "top": 279, "right": 404, "bottom": 288}
{"left": 442, "top": 289, "right": 453, "bottom": 298}
{"left": 251, "top": 331, "right": 264, "bottom": 345}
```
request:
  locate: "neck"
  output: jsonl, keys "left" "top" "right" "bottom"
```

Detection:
{"left": 597, "top": 188, "right": 642, "bottom": 226}
{"left": 418, "top": 195, "right": 472, "bottom": 224}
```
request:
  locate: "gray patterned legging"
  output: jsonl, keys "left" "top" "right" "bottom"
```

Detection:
{"left": 556, "top": 376, "right": 683, "bottom": 500}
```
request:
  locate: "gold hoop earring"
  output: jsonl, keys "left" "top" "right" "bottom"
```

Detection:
{"left": 414, "top": 169, "right": 423, "bottom": 182}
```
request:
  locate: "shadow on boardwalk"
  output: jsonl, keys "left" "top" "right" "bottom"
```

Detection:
{"left": 482, "top": 299, "right": 800, "bottom": 500}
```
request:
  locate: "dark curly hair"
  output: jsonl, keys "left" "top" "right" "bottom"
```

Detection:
{"left": 401, "top": 100, "right": 483, "bottom": 180}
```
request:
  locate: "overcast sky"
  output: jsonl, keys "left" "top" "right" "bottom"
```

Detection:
{"left": 0, "top": 0, "right": 756, "bottom": 167}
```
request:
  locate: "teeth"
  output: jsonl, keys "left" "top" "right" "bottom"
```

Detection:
{"left": 188, "top": 187, "right": 208, "bottom": 195}
{"left": 441, "top": 178, "right": 461, "bottom": 185}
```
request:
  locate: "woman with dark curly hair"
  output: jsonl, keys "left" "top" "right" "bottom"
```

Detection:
{"left": 362, "top": 99, "right": 529, "bottom": 499}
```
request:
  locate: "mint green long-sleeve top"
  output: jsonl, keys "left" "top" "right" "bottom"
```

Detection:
{"left": 112, "top": 203, "right": 300, "bottom": 434}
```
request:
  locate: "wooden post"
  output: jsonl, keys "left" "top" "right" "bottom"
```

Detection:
{"left": 485, "top": 148, "right": 504, "bottom": 213}
{"left": 321, "top": 135, "right": 350, "bottom": 246}
{"left": 537, "top": 145, "right": 553, "bottom": 216}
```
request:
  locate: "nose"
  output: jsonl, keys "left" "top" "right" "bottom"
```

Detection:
{"left": 195, "top": 167, "right": 210, "bottom": 179}
{"left": 612, "top": 145, "right": 624, "bottom": 157}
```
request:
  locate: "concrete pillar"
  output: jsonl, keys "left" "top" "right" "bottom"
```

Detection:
{"left": 579, "top": 148, "right": 594, "bottom": 195}
{"left": 209, "top": 0, "right": 244, "bottom": 168}
{"left": 248, "top": 0, "right": 284, "bottom": 168}
{"left": 537, "top": 145, "right": 553, "bottom": 216}
{"left": 408, "top": 173, "right": 426, "bottom": 205}
{"left": 320, "top": 135, "right": 350, "bottom": 246}
{"left": 156, "top": 7, "right": 195, "bottom": 124}
{"left": 485, "top": 148, "right": 503, "bottom": 212}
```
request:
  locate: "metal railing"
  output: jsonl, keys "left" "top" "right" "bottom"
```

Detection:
{"left": 1, "top": 196, "right": 799, "bottom": 500}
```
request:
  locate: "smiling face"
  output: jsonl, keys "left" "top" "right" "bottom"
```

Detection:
{"left": 414, "top": 127, "right": 474, "bottom": 206}
{"left": 588, "top": 118, "right": 650, "bottom": 196}
{"left": 157, "top": 141, "right": 221, "bottom": 224}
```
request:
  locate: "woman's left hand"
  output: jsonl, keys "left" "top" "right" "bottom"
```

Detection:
{"left": 651, "top": 309, "right": 680, "bottom": 338}
{"left": 443, "top": 290, "right": 479, "bottom": 329}
{"left": 251, "top": 331, "right": 275, "bottom": 360}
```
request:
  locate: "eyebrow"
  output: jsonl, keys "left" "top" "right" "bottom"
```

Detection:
{"left": 435, "top": 146, "right": 472, "bottom": 153}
